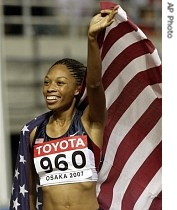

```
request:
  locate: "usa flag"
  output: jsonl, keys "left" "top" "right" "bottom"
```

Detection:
{"left": 9, "top": 112, "right": 50, "bottom": 210}
{"left": 95, "top": 2, "right": 162, "bottom": 210}
{"left": 9, "top": 3, "right": 162, "bottom": 210}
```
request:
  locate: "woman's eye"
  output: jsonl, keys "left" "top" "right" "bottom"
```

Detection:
{"left": 57, "top": 81, "right": 64, "bottom": 86}
{"left": 44, "top": 81, "right": 49, "bottom": 85}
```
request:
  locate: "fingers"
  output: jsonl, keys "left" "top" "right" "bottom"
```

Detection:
{"left": 100, "top": 5, "right": 119, "bottom": 17}
{"left": 108, "top": 6, "right": 119, "bottom": 21}
{"left": 100, "top": 5, "right": 119, "bottom": 27}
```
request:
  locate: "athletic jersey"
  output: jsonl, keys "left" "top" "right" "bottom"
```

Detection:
{"left": 33, "top": 110, "right": 101, "bottom": 187}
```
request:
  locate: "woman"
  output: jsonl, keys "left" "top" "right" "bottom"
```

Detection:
{"left": 29, "top": 5, "right": 118, "bottom": 210}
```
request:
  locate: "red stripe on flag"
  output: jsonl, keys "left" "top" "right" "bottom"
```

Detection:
{"left": 101, "top": 21, "right": 137, "bottom": 59}
{"left": 102, "top": 40, "right": 157, "bottom": 89}
{"left": 122, "top": 142, "right": 162, "bottom": 210}
{"left": 100, "top": 1, "right": 117, "bottom": 10}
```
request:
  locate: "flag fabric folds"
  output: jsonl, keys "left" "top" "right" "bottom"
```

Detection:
{"left": 95, "top": 4, "right": 162, "bottom": 210}
{"left": 9, "top": 112, "right": 51, "bottom": 210}
{"left": 9, "top": 3, "right": 162, "bottom": 210}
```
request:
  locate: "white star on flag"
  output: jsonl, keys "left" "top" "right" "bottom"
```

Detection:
{"left": 11, "top": 185, "right": 14, "bottom": 194}
{"left": 22, "top": 125, "right": 29, "bottom": 135}
{"left": 36, "top": 196, "right": 42, "bottom": 209}
{"left": 19, "top": 155, "right": 26, "bottom": 164}
{"left": 20, "top": 184, "right": 28, "bottom": 197}
{"left": 13, "top": 198, "right": 20, "bottom": 210}
{"left": 15, "top": 168, "right": 20, "bottom": 179}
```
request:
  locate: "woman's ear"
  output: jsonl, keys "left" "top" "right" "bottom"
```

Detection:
{"left": 74, "top": 86, "right": 81, "bottom": 96}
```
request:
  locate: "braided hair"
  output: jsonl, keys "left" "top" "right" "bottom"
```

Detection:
{"left": 50, "top": 58, "right": 87, "bottom": 86}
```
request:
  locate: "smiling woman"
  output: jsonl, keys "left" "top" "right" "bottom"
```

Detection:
{"left": 8, "top": 5, "right": 118, "bottom": 210}
{"left": 43, "top": 58, "right": 86, "bottom": 111}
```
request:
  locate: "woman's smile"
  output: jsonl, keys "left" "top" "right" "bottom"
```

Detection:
{"left": 46, "top": 95, "right": 61, "bottom": 104}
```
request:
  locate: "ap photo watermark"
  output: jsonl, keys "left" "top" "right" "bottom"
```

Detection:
{"left": 167, "top": 2, "right": 175, "bottom": 38}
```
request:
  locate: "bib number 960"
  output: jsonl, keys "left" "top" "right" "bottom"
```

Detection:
{"left": 40, "top": 150, "right": 86, "bottom": 173}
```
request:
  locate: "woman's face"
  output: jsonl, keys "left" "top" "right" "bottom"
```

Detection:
{"left": 43, "top": 64, "right": 80, "bottom": 111}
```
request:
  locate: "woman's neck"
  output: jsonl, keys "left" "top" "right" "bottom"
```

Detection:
{"left": 51, "top": 108, "right": 77, "bottom": 126}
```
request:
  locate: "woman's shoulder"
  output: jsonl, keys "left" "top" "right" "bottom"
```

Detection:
{"left": 20, "top": 111, "right": 52, "bottom": 146}
{"left": 27, "top": 111, "right": 52, "bottom": 126}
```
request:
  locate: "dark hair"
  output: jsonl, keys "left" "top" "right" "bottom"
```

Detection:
{"left": 50, "top": 58, "right": 87, "bottom": 86}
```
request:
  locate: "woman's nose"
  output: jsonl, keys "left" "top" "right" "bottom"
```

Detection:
{"left": 47, "top": 82, "right": 57, "bottom": 92}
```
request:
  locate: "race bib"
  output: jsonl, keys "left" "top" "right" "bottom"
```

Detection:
{"left": 33, "top": 135, "right": 93, "bottom": 186}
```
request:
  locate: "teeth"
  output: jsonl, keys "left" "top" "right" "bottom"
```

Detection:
{"left": 47, "top": 96, "right": 58, "bottom": 100}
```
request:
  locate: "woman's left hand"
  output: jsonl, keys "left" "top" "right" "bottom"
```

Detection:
{"left": 88, "top": 5, "right": 119, "bottom": 38}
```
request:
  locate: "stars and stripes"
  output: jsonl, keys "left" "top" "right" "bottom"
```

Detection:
{"left": 9, "top": 3, "right": 161, "bottom": 210}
